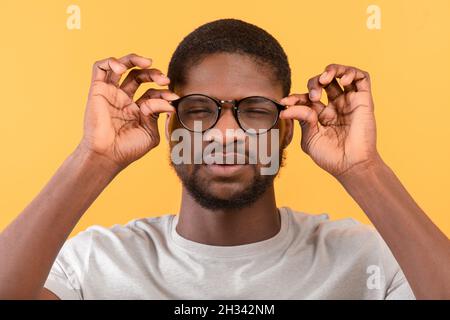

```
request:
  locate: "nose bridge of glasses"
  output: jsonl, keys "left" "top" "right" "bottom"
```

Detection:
{"left": 214, "top": 99, "right": 241, "bottom": 131}
{"left": 218, "top": 99, "right": 237, "bottom": 110}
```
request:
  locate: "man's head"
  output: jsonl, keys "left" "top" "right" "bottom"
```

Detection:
{"left": 165, "top": 18, "right": 294, "bottom": 210}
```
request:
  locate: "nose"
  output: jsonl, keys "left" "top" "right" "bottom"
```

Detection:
{"left": 216, "top": 102, "right": 240, "bottom": 129}
{"left": 205, "top": 102, "right": 244, "bottom": 145}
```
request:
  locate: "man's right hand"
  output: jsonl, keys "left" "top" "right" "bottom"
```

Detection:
{"left": 78, "top": 53, "right": 179, "bottom": 172}
{"left": 0, "top": 53, "right": 180, "bottom": 299}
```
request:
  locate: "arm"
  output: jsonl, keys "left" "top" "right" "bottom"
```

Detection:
{"left": 0, "top": 146, "right": 119, "bottom": 299}
{"left": 280, "top": 63, "right": 450, "bottom": 299}
{"left": 0, "top": 53, "right": 178, "bottom": 299}
{"left": 336, "top": 155, "right": 450, "bottom": 299}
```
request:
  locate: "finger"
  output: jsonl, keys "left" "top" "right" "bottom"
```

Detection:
{"left": 137, "top": 98, "right": 176, "bottom": 117}
{"left": 279, "top": 105, "right": 319, "bottom": 142}
{"left": 311, "top": 101, "right": 338, "bottom": 126}
{"left": 120, "top": 101, "right": 158, "bottom": 136}
{"left": 122, "top": 101, "right": 141, "bottom": 118}
{"left": 323, "top": 78, "right": 344, "bottom": 102}
{"left": 340, "top": 68, "right": 358, "bottom": 93}
{"left": 119, "top": 53, "right": 152, "bottom": 69}
{"left": 280, "top": 93, "right": 311, "bottom": 106}
{"left": 281, "top": 93, "right": 335, "bottom": 125}
{"left": 136, "top": 89, "right": 178, "bottom": 128}
{"left": 318, "top": 64, "right": 347, "bottom": 86}
{"left": 308, "top": 74, "right": 344, "bottom": 103}
{"left": 91, "top": 57, "right": 127, "bottom": 83}
{"left": 120, "top": 69, "right": 171, "bottom": 98}
{"left": 108, "top": 53, "right": 153, "bottom": 85}
{"left": 307, "top": 76, "right": 323, "bottom": 102}
{"left": 89, "top": 81, "right": 133, "bottom": 109}
{"left": 352, "top": 69, "right": 371, "bottom": 92}
{"left": 318, "top": 64, "right": 348, "bottom": 101}
{"left": 322, "top": 65, "right": 371, "bottom": 93}
{"left": 340, "top": 68, "right": 356, "bottom": 86}
{"left": 137, "top": 88, "right": 180, "bottom": 102}
{"left": 279, "top": 105, "right": 318, "bottom": 128}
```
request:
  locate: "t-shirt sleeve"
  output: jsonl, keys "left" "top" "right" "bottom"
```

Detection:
{"left": 43, "top": 229, "right": 93, "bottom": 300}
{"left": 385, "top": 268, "right": 416, "bottom": 300}
{"left": 44, "top": 260, "right": 82, "bottom": 300}
{"left": 373, "top": 231, "right": 416, "bottom": 300}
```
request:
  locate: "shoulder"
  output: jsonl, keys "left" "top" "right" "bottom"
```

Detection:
{"left": 288, "top": 208, "right": 378, "bottom": 243}
{"left": 287, "top": 207, "right": 397, "bottom": 268}
{"left": 59, "top": 214, "right": 176, "bottom": 259}
{"left": 286, "top": 207, "right": 415, "bottom": 299}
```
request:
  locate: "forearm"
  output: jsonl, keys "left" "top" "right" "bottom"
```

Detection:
{"left": 0, "top": 145, "right": 120, "bottom": 299}
{"left": 336, "top": 155, "right": 450, "bottom": 299}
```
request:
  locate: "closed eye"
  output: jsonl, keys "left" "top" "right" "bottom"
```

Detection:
{"left": 185, "top": 108, "right": 214, "bottom": 114}
{"left": 240, "top": 109, "right": 272, "bottom": 114}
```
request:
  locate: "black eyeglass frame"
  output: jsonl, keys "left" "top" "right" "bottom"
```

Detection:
{"left": 169, "top": 93, "right": 286, "bottom": 135}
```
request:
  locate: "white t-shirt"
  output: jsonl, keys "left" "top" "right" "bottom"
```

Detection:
{"left": 44, "top": 206, "right": 415, "bottom": 299}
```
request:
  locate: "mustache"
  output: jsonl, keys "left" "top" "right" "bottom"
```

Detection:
{"left": 194, "top": 141, "right": 259, "bottom": 165}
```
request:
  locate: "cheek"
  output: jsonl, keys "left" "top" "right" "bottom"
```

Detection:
{"left": 248, "top": 121, "right": 287, "bottom": 165}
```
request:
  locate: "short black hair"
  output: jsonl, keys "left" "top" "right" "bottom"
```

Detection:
{"left": 167, "top": 18, "right": 291, "bottom": 96}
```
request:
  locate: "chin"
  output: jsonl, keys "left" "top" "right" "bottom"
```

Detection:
{"left": 199, "top": 164, "right": 255, "bottom": 184}
{"left": 175, "top": 163, "right": 274, "bottom": 211}
{"left": 205, "top": 180, "right": 251, "bottom": 199}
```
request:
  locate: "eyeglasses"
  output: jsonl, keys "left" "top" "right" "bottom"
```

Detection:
{"left": 170, "top": 94, "right": 286, "bottom": 134}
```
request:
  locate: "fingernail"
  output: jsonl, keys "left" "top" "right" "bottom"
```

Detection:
{"left": 309, "top": 90, "right": 318, "bottom": 99}
{"left": 320, "top": 71, "right": 328, "bottom": 82}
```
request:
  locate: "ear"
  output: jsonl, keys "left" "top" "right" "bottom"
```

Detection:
{"left": 280, "top": 118, "right": 294, "bottom": 149}
{"left": 165, "top": 113, "right": 173, "bottom": 142}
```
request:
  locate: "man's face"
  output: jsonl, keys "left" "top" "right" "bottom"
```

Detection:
{"left": 166, "top": 53, "right": 291, "bottom": 210}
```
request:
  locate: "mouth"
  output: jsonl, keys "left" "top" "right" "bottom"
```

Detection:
{"left": 203, "top": 163, "right": 248, "bottom": 176}
{"left": 203, "top": 152, "right": 248, "bottom": 165}
{"left": 200, "top": 152, "right": 253, "bottom": 176}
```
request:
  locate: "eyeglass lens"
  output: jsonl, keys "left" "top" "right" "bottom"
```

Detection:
{"left": 176, "top": 95, "right": 279, "bottom": 132}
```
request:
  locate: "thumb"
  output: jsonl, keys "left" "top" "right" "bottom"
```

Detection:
{"left": 280, "top": 105, "right": 319, "bottom": 145}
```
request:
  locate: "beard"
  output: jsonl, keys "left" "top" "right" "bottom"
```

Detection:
{"left": 170, "top": 149, "right": 286, "bottom": 211}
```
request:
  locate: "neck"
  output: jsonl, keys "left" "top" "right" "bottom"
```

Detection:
{"left": 176, "top": 184, "right": 280, "bottom": 246}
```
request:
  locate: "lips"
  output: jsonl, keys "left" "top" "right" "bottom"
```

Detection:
{"left": 200, "top": 152, "right": 252, "bottom": 177}
{"left": 203, "top": 153, "right": 247, "bottom": 165}
{"left": 203, "top": 163, "right": 247, "bottom": 176}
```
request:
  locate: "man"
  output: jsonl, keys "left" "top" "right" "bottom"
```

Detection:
{"left": 0, "top": 19, "right": 448, "bottom": 299}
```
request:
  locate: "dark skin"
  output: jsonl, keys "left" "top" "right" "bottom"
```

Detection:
{"left": 166, "top": 53, "right": 291, "bottom": 246}
{"left": 0, "top": 52, "right": 448, "bottom": 300}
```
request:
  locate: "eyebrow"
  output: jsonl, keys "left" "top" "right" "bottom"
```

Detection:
{"left": 184, "top": 96, "right": 213, "bottom": 103}
{"left": 182, "top": 94, "right": 281, "bottom": 104}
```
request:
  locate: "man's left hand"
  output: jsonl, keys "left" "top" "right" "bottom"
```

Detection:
{"left": 280, "top": 64, "right": 380, "bottom": 178}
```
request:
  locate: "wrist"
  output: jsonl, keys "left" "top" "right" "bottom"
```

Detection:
{"left": 335, "top": 153, "right": 387, "bottom": 186}
{"left": 72, "top": 143, "right": 123, "bottom": 178}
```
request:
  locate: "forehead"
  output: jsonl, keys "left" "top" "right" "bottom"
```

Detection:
{"left": 177, "top": 53, "right": 283, "bottom": 101}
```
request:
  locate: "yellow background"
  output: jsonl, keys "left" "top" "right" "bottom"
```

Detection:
{"left": 1, "top": 0, "right": 449, "bottom": 237}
